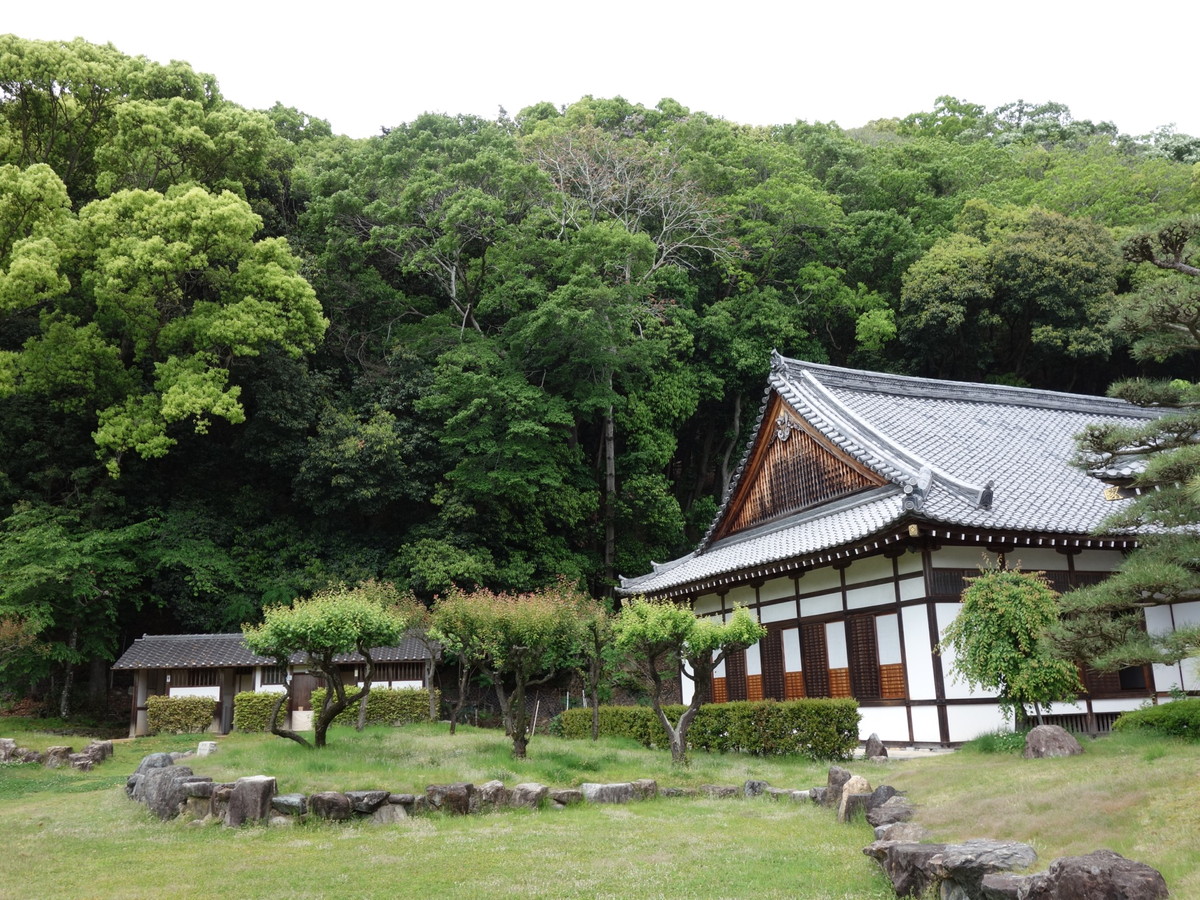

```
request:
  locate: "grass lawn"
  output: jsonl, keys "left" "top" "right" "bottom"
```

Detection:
{"left": 885, "top": 730, "right": 1200, "bottom": 896}
{"left": 2, "top": 721, "right": 1197, "bottom": 898}
{"left": 0, "top": 722, "right": 892, "bottom": 900}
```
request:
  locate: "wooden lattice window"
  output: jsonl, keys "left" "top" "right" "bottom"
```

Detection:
{"left": 800, "top": 624, "right": 830, "bottom": 698}
{"left": 725, "top": 650, "right": 748, "bottom": 702}
{"left": 847, "top": 615, "right": 882, "bottom": 700}
{"left": 760, "top": 627, "right": 786, "bottom": 701}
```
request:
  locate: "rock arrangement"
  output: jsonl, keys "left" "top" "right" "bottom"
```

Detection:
{"left": 0, "top": 736, "right": 114, "bottom": 771}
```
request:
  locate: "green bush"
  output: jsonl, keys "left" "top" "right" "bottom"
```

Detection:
{"left": 233, "top": 691, "right": 287, "bottom": 732}
{"left": 961, "top": 728, "right": 1030, "bottom": 754}
{"left": 145, "top": 695, "right": 216, "bottom": 734}
{"left": 1113, "top": 698, "right": 1200, "bottom": 742}
{"left": 559, "top": 698, "right": 860, "bottom": 760}
{"left": 309, "top": 687, "right": 439, "bottom": 727}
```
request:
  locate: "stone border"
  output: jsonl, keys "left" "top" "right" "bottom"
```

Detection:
{"left": 0, "top": 737, "right": 114, "bottom": 771}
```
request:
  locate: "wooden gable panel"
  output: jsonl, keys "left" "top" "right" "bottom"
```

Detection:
{"left": 714, "top": 393, "right": 886, "bottom": 542}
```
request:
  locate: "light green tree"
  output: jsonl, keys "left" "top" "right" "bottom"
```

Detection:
{"left": 614, "top": 599, "right": 765, "bottom": 765}
{"left": 242, "top": 581, "right": 424, "bottom": 748}
{"left": 939, "top": 567, "right": 1082, "bottom": 725}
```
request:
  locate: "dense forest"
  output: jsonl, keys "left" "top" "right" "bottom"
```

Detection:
{"left": 1, "top": 36, "right": 1198, "bottom": 710}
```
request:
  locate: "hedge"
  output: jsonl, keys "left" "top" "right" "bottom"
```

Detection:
{"left": 146, "top": 694, "right": 217, "bottom": 734}
{"left": 310, "top": 687, "right": 440, "bottom": 727}
{"left": 558, "top": 698, "right": 860, "bottom": 760}
{"left": 233, "top": 691, "right": 287, "bottom": 732}
{"left": 1112, "top": 697, "right": 1200, "bottom": 742}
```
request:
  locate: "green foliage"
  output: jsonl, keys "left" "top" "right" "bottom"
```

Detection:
{"left": 232, "top": 691, "right": 284, "bottom": 732}
{"left": 1112, "top": 698, "right": 1200, "bottom": 742}
{"left": 308, "top": 687, "right": 440, "bottom": 727}
{"left": 145, "top": 694, "right": 216, "bottom": 734}
{"left": 960, "top": 728, "right": 1031, "bottom": 754}
{"left": 558, "top": 699, "right": 859, "bottom": 760}
{"left": 939, "top": 567, "right": 1082, "bottom": 721}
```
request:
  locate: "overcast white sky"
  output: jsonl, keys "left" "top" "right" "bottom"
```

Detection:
{"left": 7, "top": 1, "right": 1197, "bottom": 139}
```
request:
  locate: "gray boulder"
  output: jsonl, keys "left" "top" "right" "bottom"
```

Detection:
{"left": 477, "top": 780, "right": 510, "bottom": 810}
{"left": 549, "top": 788, "right": 582, "bottom": 807}
{"left": 631, "top": 779, "right": 658, "bottom": 800}
{"left": 0, "top": 738, "right": 16, "bottom": 761}
{"left": 272, "top": 793, "right": 307, "bottom": 816}
{"left": 510, "top": 783, "right": 549, "bottom": 809}
{"left": 225, "top": 775, "right": 276, "bottom": 827}
{"left": 580, "top": 782, "right": 636, "bottom": 804}
{"left": 345, "top": 790, "right": 390, "bottom": 814}
{"left": 44, "top": 746, "right": 73, "bottom": 768}
{"left": 1023, "top": 849, "right": 1169, "bottom": 899}
{"left": 864, "top": 841, "right": 948, "bottom": 898}
{"left": 139, "top": 765, "right": 199, "bottom": 820}
{"left": 371, "top": 803, "right": 408, "bottom": 824}
{"left": 824, "top": 766, "right": 853, "bottom": 808}
{"left": 931, "top": 839, "right": 1038, "bottom": 899}
{"left": 867, "top": 794, "right": 916, "bottom": 827}
{"left": 700, "top": 784, "right": 739, "bottom": 799}
{"left": 135, "top": 752, "right": 176, "bottom": 775}
{"left": 864, "top": 733, "right": 888, "bottom": 759}
{"left": 743, "top": 779, "right": 769, "bottom": 797}
{"left": 309, "top": 791, "right": 352, "bottom": 820}
{"left": 425, "top": 782, "right": 473, "bottom": 815}
{"left": 1023, "top": 724, "right": 1083, "bottom": 759}
{"left": 837, "top": 774, "right": 873, "bottom": 823}
{"left": 874, "top": 822, "right": 932, "bottom": 843}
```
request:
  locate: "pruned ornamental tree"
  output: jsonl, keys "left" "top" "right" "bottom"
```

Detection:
{"left": 1055, "top": 216, "right": 1200, "bottom": 671}
{"left": 242, "top": 581, "right": 423, "bottom": 749}
{"left": 614, "top": 598, "right": 765, "bottom": 765}
{"left": 939, "top": 567, "right": 1081, "bottom": 725}
{"left": 431, "top": 581, "right": 593, "bottom": 758}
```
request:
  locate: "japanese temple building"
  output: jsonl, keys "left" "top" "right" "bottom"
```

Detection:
{"left": 618, "top": 354, "right": 1199, "bottom": 745}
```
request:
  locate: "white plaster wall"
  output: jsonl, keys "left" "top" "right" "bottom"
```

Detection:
{"left": 931, "top": 546, "right": 1001, "bottom": 569}
{"left": 899, "top": 576, "right": 926, "bottom": 601}
{"left": 947, "top": 704, "right": 1008, "bottom": 742}
{"left": 760, "top": 600, "right": 797, "bottom": 623}
{"left": 895, "top": 552, "right": 924, "bottom": 575}
{"left": 168, "top": 685, "right": 220, "bottom": 700}
{"left": 846, "top": 582, "right": 894, "bottom": 610}
{"left": 857, "top": 706, "right": 910, "bottom": 743}
{"left": 745, "top": 642, "right": 762, "bottom": 677}
{"left": 801, "top": 593, "right": 842, "bottom": 617}
{"left": 902, "top": 605, "right": 937, "bottom": 700}
{"left": 782, "top": 628, "right": 801, "bottom": 672}
{"left": 797, "top": 566, "right": 842, "bottom": 594}
{"left": 876, "top": 614, "right": 902, "bottom": 665}
{"left": 844, "top": 554, "right": 893, "bottom": 586}
{"left": 825, "top": 621, "right": 847, "bottom": 669}
{"left": 758, "top": 576, "right": 795, "bottom": 603}
{"left": 725, "top": 584, "right": 757, "bottom": 609}
{"left": 1089, "top": 698, "right": 1146, "bottom": 713}
{"left": 694, "top": 594, "right": 722, "bottom": 616}
{"left": 1072, "top": 549, "right": 1127, "bottom": 572}
{"left": 1001, "top": 549, "right": 1067, "bottom": 571}
{"left": 254, "top": 683, "right": 287, "bottom": 694}
{"left": 909, "top": 705, "right": 941, "bottom": 744}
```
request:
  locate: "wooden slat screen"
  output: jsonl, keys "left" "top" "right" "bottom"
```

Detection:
{"left": 800, "top": 624, "right": 830, "bottom": 698}
{"left": 880, "top": 663, "right": 907, "bottom": 699}
{"left": 784, "top": 671, "right": 806, "bottom": 699}
{"left": 760, "top": 627, "right": 786, "bottom": 701}
{"left": 847, "top": 615, "right": 882, "bottom": 700}
{"left": 711, "top": 677, "right": 728, "bottom": 703}
{"left": 746, "top": 674, "right": 764, "bottom": 701}
{"left": 829, "top": 669, "right": 852, "bottom": 698}
{"left": 725, "top": 650, "right": 748, "bottom": 702}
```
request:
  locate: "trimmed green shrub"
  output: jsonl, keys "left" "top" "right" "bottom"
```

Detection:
{"left": 559, "top": 698, "right": 859, "bottom": 760}
{"left": 310, "top": 687, "right": 439, "bottom": 727}
{"left": 233, "top": 691, "right": 287, "bottom": 732}
{"left": 1113, "top": 698, "right": 1200, "bottom": 741}
{"left": 961, "top": 729, "right": 1030, "bottom": 754}
{"left": 145, "top": 694, "right": 216, "bottom": 734}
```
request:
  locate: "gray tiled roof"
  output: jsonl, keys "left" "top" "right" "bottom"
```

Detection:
{"left": 111, "top": 632, "right": 430, "bottom": 670}
{"left": 619, "top": 356, "right": 1160, "bottom": 597}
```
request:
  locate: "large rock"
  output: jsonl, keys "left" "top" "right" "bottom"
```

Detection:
{"left": 225, "top": 775, "right": 276, "bottom": 827}
{"left": 1023, "top": 849, "right": 1169, "bottom": 899}
{"left": 874, "top": 822, "right": 932, "bottom": 843}
{"left": 135, "top": 752, "right": 176, "bottom": 775}
{"left": 510, "top": 783, "right": 549, "bottom": 809}
{"left": 631, "top": 779, "right": 658, "bottom": 800}
{"left": 0, "top": 738, "right": 16, "bottom": 761}
{"left": 931, "top": 839, "right": 1038, "bottom": 899}
{"left": 864, "top": 733, "right": 888, "bottom": 760}
{"left": 44, "top": 746, "right": 73, "bottom": 768}
{"left": 425, "top": 782, "right": 473, "bottom": 815}
{"left": 700, "top": 784, "right": 740, "bottom": 799}
{"left": 581, "top": 782, "right": 637, "bottom": 804}
{"left": 864, "top": 841, "right": 948, "bottom": 898}
{"left": 477, "top": 780, "right": 510, "bottom": 810}
{"left": 867, "top": 794, "right": 916, "bottom": 827}
{"left": 549, "top": 788, "right": 582, "bottom": 807}
{"left": 309, "top": 791, "right": 352, "bottom": 820}
{"left": 824, "top": 766, "right": 853, "bottom": 808}
{"left": 743, "top": 779, "right": 769, "bottom": 797}
{"left": 1023, "top": 724, "right": 1084, "bottom": 759}
{"left": 371, "top": 803, "right": 408, "bottom": 824}
{"left": 837, "top": 774, "right": 873, "bottom": 823}
{"left": 272, "top": 793, "right": 307, "bottom": 816}
{"left": 345, "top": 790, "right": 390, "bottom": 814}
{"left": 139, "top": 765, "right": 200, "bottom": 820}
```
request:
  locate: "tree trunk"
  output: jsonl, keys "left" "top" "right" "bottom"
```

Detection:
{"left": 59, "top": 628, "right": 78, "bottom": 719}
{"left": 508, "top": 676, "right": 528, "bottom": 759}
{"left": 603, "top": 397, "right": 616, "bottom": 593}
{"left": 494, "top": 677, "right": 513, "bottom": 737}
{"left": 719, "top": 393, "right": 742, "bottom": 498}
{"left": 267, "top": 677, "right": 312, "bottom": 749}
{"left": 425, "top": 656, "right": 438, "bottom": 721}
